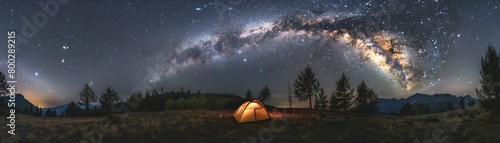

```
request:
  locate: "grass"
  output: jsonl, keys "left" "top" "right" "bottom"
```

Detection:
{"left": 0, "top": 106, "right": 499, "bottom": 143}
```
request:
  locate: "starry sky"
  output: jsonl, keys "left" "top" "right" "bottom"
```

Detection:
{"left": 0, "top": 0, "right": 499, "bottom": 107}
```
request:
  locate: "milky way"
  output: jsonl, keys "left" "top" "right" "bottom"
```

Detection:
{"left": 155, "top": 3, "right": 458, "bottom": 91}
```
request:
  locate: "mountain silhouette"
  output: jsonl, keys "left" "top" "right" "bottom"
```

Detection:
{"left": 378, "top": 93, "right": 478, "bottom": 115}
{"left": 0, "top": 94, "right": 37, "bottom": 113}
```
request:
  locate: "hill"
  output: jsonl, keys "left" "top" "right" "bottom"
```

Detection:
{"left": 378, "top": 93, "right": 478, "bottom": 115}
{"left": 0, "top": 94, "right": 37, "bottom": 113}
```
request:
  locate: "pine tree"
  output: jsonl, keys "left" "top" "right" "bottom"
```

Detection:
{"left": 414, "top": 103, "right": 431, "bottom": 115}
{"left": 258, "top": 85, "right": 272, "bottom": 103}
{"left": 288, "top": 81, "right": 292, "bottom": 109}
{"left": 330, "top": 73, "right": 355, "bottom": 113}
{"left": 152, "top": 89, "right": 159, "bottom": 96}
{"left": 294, "top": 66, "right": 322, "bottom": 113}
{"left": 0, "top": 72, "right": 7, "bottom": 95}
{"left": 160, "top": 87, "right": 165, "bottom": 94}
{"left": 329, "top": 95, "right": 342, "bottom": 111}
{"left": 317, "top": 88, "right": 328, "bottom": 110}
{"left": 399, "top": 103, "right": 416, "bottom": 116}
{"left": 245, "top": 89, "right": 253, "bottom": 100}
{"left": 314, "top": 94, "right": 320, "bottom": 109}
{"left": 65, "top": 102, "right": 81, "bottom": 117}
{"left": 475, "top": 45, "right": 500, "bottom": 114}
{"left": 99, "top": 87, "right": 120, "bottom": 115}
{"left": 355, "top": 81, "right": 379, "bottom": 114}
{"left": 79, "top": 84, "right": 97, "bottom": 116}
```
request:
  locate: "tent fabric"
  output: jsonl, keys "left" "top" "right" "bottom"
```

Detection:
{"left": 233, "top": 100, "right": 271, "bottom": 123}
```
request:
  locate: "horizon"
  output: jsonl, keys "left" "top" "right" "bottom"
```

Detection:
{"left": 14, "top": 91, "right": 478, "bottom": 108}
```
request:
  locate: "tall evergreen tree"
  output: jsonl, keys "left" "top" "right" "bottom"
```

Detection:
{"left": 79, "top": 84, "right": 97, "bottom": 115}
{"left": 329, "top": 95, "right": 342, "bottom": 111}
{"left": 0, "top": 72, "right": 7, "bottom": 95}
{"left": 294, "top": 66, "right": 321, "bottom": 113}
{"left": 330, "top": 73, "right": 355, "bottom": 113}
{"left": 317, "top": 88, "right": 328, "bottom": 110}
{"left": 99, "top": 87, "right": 120, "bottom": 115}
{"left": 288, "top": 81, "right": 292, "bottom": 109}
{"left": 314, "top": 94, "right": 320, "bottom": 109}
{"left": 258, "top": 85, "right": 272, "bottom": 103}
{"left": 245, "top": 89, "right": 253, "bottom": 100}
{"left": 475, "top": 45, "right": 500, "bottom": 113}
{"left": 355, "top": 81, "right": 379, "bottom": 114}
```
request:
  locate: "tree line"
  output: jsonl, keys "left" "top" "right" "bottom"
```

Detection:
{"left": 293, "top": 66, "right": 380, "bottom": 114}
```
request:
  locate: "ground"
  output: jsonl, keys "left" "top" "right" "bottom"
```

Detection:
{"left": 1, "top": 106, "right": 499, "bottom": 143}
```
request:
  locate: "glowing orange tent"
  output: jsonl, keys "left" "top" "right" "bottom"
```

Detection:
{"left": 233, "top": 100, "right": 271, "bottom": 123}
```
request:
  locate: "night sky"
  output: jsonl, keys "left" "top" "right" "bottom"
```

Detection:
{"left": 1, "top": 0, "right": 499, "bottom": 107}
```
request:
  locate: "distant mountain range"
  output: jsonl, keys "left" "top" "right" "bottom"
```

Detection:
{"left": 378, "top": 93, "right": 478, "bottom": 115}
{"left": 0, "top": 94, "right": 100, "bottom": 116}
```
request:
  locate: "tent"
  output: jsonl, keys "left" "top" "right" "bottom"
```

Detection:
{"left": 233, "top": 100, "right": 271, "bottom": 123}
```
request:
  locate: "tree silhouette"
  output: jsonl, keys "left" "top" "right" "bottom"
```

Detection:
{"left": 355, "top": 81, "right": 379, "bottom": 114}
{"left": 329, "top": 94, "right": 342, "bottom": 111}
{"left": 0, "top": 72, "right": 7, "bottom": 95}
{"left": 330, "top": 73, "right": 355, "bottom": 113}
{"left": 287, "top": 81, "right": 292, "bottom": 109}
{"left": 459, "top": 96, "right": 465, "bottom": 110}
{"left": 294, "top": 66, "right": 321, "bottom": 113}
{"left": 245, "top": 89, "right": 254, "bottom": 100}
{"left": 475, "top": 45, "right": 500, "bottom": 114}
{"left": 399, "top": 103, "right": 416, "bottom": 116}
{"left": 79, "top": 84, "right": 97, "bottom": 115}
{"left": 258, "top": 85, "right": 272, "bottom": 103}
{"left": 65, "top": 102, "right": 81, "bottom": 117}
{"left": 99, "top": 87, "right": 120, "bottom": 115}
{"left": 414, "top": 103, "right": 431, "bottom": 115}
{"left": 45, "top": 109, "right": 57, "bottom": 117}
{"left": 317, "top": 88, "right": 328, "bottom": 110}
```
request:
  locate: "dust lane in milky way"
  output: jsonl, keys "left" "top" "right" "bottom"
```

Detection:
{"left": 154, "top": 12, "right": 453, "bottom": 91}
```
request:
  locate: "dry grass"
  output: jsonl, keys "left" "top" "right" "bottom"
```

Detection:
{"left": 0, "top": 108, "right": 498, "bottom": 143}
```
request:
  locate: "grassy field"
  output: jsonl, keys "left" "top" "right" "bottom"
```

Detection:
{"left": 1, "top": 106, "right": 499, "bottom": 143}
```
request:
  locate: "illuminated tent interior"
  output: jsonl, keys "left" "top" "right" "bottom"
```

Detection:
{"left": 233, "top": 100, "right": 271, "bottom": 123}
